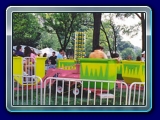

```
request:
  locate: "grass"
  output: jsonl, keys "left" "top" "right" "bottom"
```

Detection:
{"left": 13, "top": 88, "right": 145, "bottom": 106}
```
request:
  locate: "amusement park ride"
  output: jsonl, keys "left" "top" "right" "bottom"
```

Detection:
{"left": 13, "top": 32, "right": 145, "bottom": 97}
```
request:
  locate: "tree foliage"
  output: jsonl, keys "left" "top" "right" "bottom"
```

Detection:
{"left": 117, "top": 41, "right": 134, "bottom": 52}
{"left": 121, "top": 48, "right": 136, "bottom": 60}
{"left": 101, "top": 13, "right": 122, "bottom": 56}
{"left": 12, "top": 12, "right": 142, "bottom": 58}
{"left": 85, "top": 27, "right": 112, "bottom": 57}
{"left": 115, "top": 13, "right": 145, "bottom": 51}
{"left": 134, "top": 46, "right": 142, "bottom": 57}
{"left": 38, "top": 13, "right": 87, "bottom": 50}
{"left": 36, "top": 31, "right": 60, "bottom": 50}
{"left": 13, "top": 13, "right": 41, "bottom": 47}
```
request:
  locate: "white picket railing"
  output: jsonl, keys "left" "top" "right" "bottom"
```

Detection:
{"left": 12, "top": 75, "right": 145, "bottom": 106}
{"left": 128, "top": 82, "right": 145, "bottom": 105}
{"left": 13, "top": 75, "right": 43, "bottom": 105}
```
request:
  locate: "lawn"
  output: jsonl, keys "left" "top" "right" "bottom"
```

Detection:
{"left": 13, "top": 88, "right": 145, "bottom": 106}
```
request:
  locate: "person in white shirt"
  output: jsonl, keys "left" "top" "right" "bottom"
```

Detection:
{"left": 141, "top": 51, "right": 145, "bottom": 62}
{"left": 57, "top": 49, "right": 65, "bottom": 59}
{"left": 63, "top": 52, "right": 67, "bottom": 59}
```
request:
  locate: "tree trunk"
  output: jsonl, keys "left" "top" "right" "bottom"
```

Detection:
{"left": 111, "top": 24, "right": 117, "bottom": 53}
{"left": 93, "top": 13, "right": 102, "bottom": 51}
{"left": 115, "top": 38, "right": 116, "bottom": 53}
{"left": 135, "top": 13, "right": 146, "bottom": 52}
{"left": 100, "top": 22, "right": 113, "bottom": 57}
{"left": 141, "top": 13, "right": 146, "bottom": 52}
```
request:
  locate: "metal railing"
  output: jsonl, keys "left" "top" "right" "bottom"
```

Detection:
{"left": 43, "top": 77, "right": 129, "bottom": 105}
{"left": 128, "top": 82, "right": 145, "bottom": 105}
{"left": 13, "top": 75, "right": 43, "bottom": 105}
{"left": 12, "top": 75, "right": 146, "bottom": 106}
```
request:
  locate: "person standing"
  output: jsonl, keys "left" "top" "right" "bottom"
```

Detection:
{"left": 49, "top": 52, "right": 57, "bottom": 65}
{"left": 48, "top": 52, "right": 57, "bottom": 69}
{"left": 43, "top": 53, "right": 49, "bottom": 64}
{"left": 15, "top": 45, "right": 24, "bottom": 57}
{"left": 136, "top": 56, "right": 141, "bottom": 61}
{"left": 141, "top": 51, "right": 145, "bottom": 62}
{"left": 23, "top": 46, "right": 37, "bottom": 76}
{"left": 63, "top": 52, "right": 67, "bottom": 59}
{"left": 127, "top": 55, "right": 132, "bottom": 60}
{"left": 57, "top": 49, "right": 65, "bottom": 59}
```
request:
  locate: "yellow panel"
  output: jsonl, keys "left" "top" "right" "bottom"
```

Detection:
{"left": 13, "top": 57, "right": 23, "bottom": 85}
{"left": 35, "top": 57, "right": 46, "bottom": 79}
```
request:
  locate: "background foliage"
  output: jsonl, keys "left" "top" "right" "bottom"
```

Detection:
{"left": 13, "top": 13, "right": 143, "bottom": 59}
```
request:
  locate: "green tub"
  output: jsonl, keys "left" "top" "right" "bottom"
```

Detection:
{"left": 57, "top": 59, "right": 76, "bottom": 70}
{"left": 122, "top": 60, "right": 145, "bottom": 84}
{"left": 79, "top": 58, "right": 117, "bottom": 90}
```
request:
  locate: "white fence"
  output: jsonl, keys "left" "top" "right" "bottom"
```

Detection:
{"left": 12, "top": 75, "right": 145, "bottom": 106}
{"left": 128, "top": 82, "right": 145, "bottom": 105}
{"left": 13, "top": 75, "right": 43, "bottom": 105}
{"left": 23, "top": 57, "right": 36, "bottom": 76}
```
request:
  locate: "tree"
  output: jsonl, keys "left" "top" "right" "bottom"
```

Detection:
{"left": 36, "top": 31, "right": 60, "bottom": 50}
{"left": 134, "top": 46, "right": 142, "bottom": 57}
{"left": 100, "top": 14, "right": 136, "bottom": 58}
{"left": 13, "top": 13, "right": 41, "bottom": 47}
{"left": 86, "top": 13, "right": 138, "bottom": 58}
{"left": 38, "top": 13, "right": 86, "bottom": 51}
{"left": 116, "top": 13, "right": 145, "bottom": 51}
{"left": 85, "top": 28, "right": 109, "bottom": 57}
{"left": 121, "top": 48, "right": 136, "bottom": 60}
{"left": 100, "top": 18, "right": 113, "bottom": 57}
{"left": 117, "top": 41, "right": 134, "bottom": 52}
{"left": 101, "top": 13, "right": 122, "bottom": 57}
{"left": 85, "top": 29, "right": 93, "bottom": 57}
